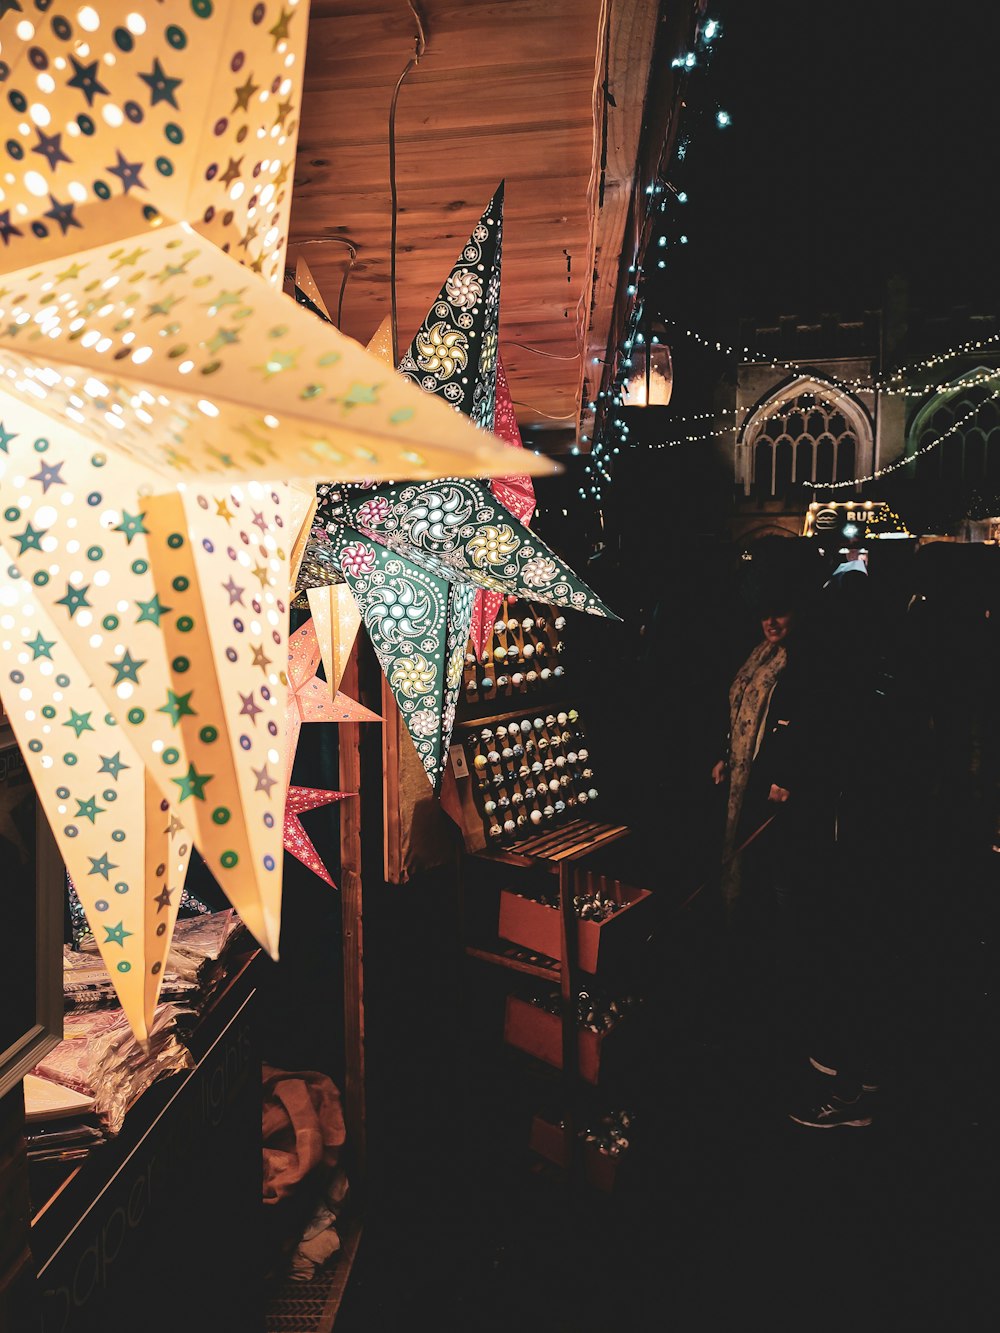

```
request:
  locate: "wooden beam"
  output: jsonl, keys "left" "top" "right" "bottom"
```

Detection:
{"left": 338, "top": 642, "right": 367, "bottom": 1184}
{"left": 577, "top": 0, "right": 662, "bottom": 434}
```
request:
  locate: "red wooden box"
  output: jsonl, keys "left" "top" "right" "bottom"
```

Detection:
{"left": 528, "top": 1114, "right": 619, "bottom": 1192}
{"left": 503, "top": 994, "right": 610, "bottom": 1083}
{"left": 498, "top": 885, "right": 653, "bottom": 974}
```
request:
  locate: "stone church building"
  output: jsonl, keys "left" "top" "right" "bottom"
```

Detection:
{"left": 727, "top": 303, "right": 1000, "bottom": 544}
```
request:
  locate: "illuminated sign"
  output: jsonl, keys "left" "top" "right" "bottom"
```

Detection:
{"left": 802, "top": 501, "right": 906, "bottom": 537}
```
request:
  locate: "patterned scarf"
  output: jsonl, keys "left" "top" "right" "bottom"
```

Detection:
{"left": 721, "top": 638, "right": 787, "bottom": 906}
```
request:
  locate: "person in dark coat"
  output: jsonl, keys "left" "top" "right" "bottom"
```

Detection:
{"left": 712, "top": 580, "right": 883, "bottom": 1127}
{"left": 713, "top": 589, "right": 826, "bottom": 924}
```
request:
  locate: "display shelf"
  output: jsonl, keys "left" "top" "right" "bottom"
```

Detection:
{"left": 31, "top": 949, "right": 265, "bottom": 1333}
{"left": 499, "top": 879, "right": 654, "bottom": 975}
{"left": 452, "top": 706, "right": 608, "bottom": 855}
{"left": 528, "top": 1114, "right": 620, "bottom": 1193}
{"left": 464, "top": 943, "right": 561, "bottom": 982}
{"left": 503, "top": 993, "right": 636, "bottom": 1085}
{"left": 459, "top": 600, "right": 569, "bottom": 721}
{"left": 478, "top": 818, "right": 631, "bottom": 866}
{"left": 455, "top": 598, "right": 647, "bottom": 1191}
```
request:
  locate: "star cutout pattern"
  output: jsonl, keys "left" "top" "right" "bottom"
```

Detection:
{"left": 87, "top": 852, "right": 117, "bottom": 880}
{"left": 222, "top": 576, "right": 245, "bottom": 605}
{"left": 67, "top": 57, "right": 109, "bottom": 107}
{"left": 109, "top": 649, "right": 146, "bottom": 685}
{"left": 26, "top": 631, "right": 55, "bottom": 661}
{"left": 171, "top": 763, "right": 213, "bottom": 803}
{"left": 55, "top": 582, "right": 91, "bottom": 618}
{"left": 30, "top": 459, "right": 65, "bottom": 492}
{"left": 63, "top": 709, "right": 94, "bottom": 738}
{"left": 232, "top": 74, "right": 260, "bottom": 112}
{"left": 139, "top": 58, "right": 183, "bottom": 109}
{"left": 135, "top": 594, "right": 172, "bottom": 626}
{"left": 107, "top": 151, "right": 147, "bottom": 195}
{"left": 103, "top": 921, "right": 133, "bottom": 948}
{"left": 98, "top": 753, "right": 130, "bottom": 782}
{"left": 32, "top": 130, "right": 72, "bottom": 172}
{"left": 44, "top": 195, "right": 81, "bottom": 236}
{"left": 114, "top": 510, "right": 149, "bottom": 544}
{"left": 158, "top": 690, "right": 197, "bottom": 726}
{"left": 75, "top": 795, "right": 105, "bottom": 824}
{"left": 12, "top": 521, "right": 47, "bottom": 555}
{"left": 0, "top": 212, "right": 23, "bottom": 247}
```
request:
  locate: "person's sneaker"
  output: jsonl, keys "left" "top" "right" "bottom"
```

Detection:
{"left": 808, "top": 1056, "right": 879, "bottom": 1094}
{"left": 789, "top": 1091, "right": 873, "bottom": 1128}
{"left": 808, "top": 1056, "right": 839, "bottom": 1077}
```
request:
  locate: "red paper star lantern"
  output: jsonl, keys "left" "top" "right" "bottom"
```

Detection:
{"left": 283, "top": 786, "right": 355, "bottom": 887}
{"left": 470, "top": 355, "right": 537, "bottom": 660}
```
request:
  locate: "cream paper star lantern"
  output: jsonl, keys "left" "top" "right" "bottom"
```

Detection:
{"left": 0, "top": 0, "right": 554, "bottom": 1036}
{"left": 0, "top": 1, "right": 552, "bottom": 486}
{"left": 0, "top": 398, "right": 294, "bottom": 962}
{"left": 0, "top": 551, "right": 191, "bottom": 1042}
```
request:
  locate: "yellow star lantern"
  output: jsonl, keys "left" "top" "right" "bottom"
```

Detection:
{"left": 305, "top": 583, "right": 362, "bottom": 700}
{"left": 0, "top": 1, "right": 554, "bottom": 1040}
{"left": 0, "top": 0, "right": 553, "bottom": 485}
{"left": 0, "top": 398, "right": 295, "bottom": 1014}
{"left": 0, "top": 559, "right": 191, "bottom": 1044}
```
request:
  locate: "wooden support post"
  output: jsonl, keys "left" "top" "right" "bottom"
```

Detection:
{"left": 557, "top": 861, "right": 581, "bottom": 1180}
{"left": 381, "top": 676, "right": 402, "bottom": 885}
{"left": 339, "top": 642, "right": 367, "bottom": 1184}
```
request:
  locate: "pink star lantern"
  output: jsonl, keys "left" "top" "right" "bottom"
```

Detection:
{"left": 286, "top": 617, "right": 381, "bottom": 783}
{"left": 470, "top": 355, "right": 537, "bottom": 659}
{"left": 284, "top": 787, "right": 355, "bottom": 887}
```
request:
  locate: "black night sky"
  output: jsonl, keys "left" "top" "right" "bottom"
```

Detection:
{"left": 654, "top": 0, "right": 1000, "bottom": 336}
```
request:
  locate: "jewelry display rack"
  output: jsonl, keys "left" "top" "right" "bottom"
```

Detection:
{"left": 451, "top": 599, "right": 650, "bottom": 1188}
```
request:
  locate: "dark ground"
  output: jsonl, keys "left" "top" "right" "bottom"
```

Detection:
{"left": 330, "top": 752, "right": 996, "bottom": 1330}
{"left": 259, "top": 536, "right": 998, "bottom": 1332}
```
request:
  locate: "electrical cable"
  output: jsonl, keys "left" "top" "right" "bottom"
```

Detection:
{"left": 511, "top": 401, "right": 578, "bottom": 422}
{"left": 283, "top": 236, "right": 358, "bottom": 328}
{"left": 388, "top": 2, "right": 427, "bottom": 366}
{"left": 504, "top": 342, "right": 582, "bottom": 361}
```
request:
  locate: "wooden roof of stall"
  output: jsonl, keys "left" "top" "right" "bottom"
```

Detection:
{"left": 288, "top": 0, "right": 665, "bottom": 451}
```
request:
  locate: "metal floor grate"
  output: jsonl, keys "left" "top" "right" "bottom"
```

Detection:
{"left": 264, "top": 1221, "right": 361, "bottom": 1333}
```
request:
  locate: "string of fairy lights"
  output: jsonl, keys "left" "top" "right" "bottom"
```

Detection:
{"left": 806, "top": 386, "right": 1000, "bottom": 490}
{"left": 668, "top": 321, "right": 1000, "bottom": 397}
{"left": 573, "top": 14, "right": 1000, "bottom": 510}
{"left": 583, "top": 329, "right": 1000, "bottom": 494}
{"left": 577, "top": 13, "right": 729, "bottom": 506}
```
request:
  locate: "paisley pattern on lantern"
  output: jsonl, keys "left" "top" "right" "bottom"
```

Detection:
{"left": 293, "top": 187, "right": 612, "bottom": 792}
{"left": 415, "top": 323, "right": 469, "bottom": 380}
{"left": 366, "top": 578, "right": 436, "bottom": 646}
{"left": 401, "top": 486, "right": 475, "bottom": 550}
{"left": 322, "top": 521, "right": 464, "bottom": 784}
{"left": 397, "top": 184, "right": 504, "bottom": 425}
{"left": 317, "top": 479, "right": 615, "bottom": 618}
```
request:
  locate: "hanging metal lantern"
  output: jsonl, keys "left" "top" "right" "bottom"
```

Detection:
{"left": 622, "top": 336, "right": 673, "bottom": 406}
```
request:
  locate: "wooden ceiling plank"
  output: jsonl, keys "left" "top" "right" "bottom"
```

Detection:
{"left": 291, "top": 0, "right": 660, "bottom": 431}
{"left": 573, "top": 0, "right": 662, "bottom": 433}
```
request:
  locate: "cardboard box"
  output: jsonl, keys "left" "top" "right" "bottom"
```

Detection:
{"left": 503, "top": 994, "right": 611, "bottom": 1083}
{"left": 528, "top": 1114, "right": 619, "bottom": 1192}
{"left": 498, "top": 885, "right": 653, "bottom": 974}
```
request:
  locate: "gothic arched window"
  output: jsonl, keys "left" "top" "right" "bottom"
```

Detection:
{"left": 909, "top": 375, "right": 1000, "bottom": 487}
{"left": 747, "top": 391, "right": 864, "bottom": 498}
